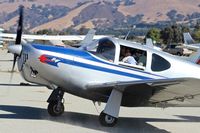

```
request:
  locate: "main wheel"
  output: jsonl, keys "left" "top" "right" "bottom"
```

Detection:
{"left": 48, "top": 101, "right": 64, "bottom": 116}
{"left": 99, "top": 111, "right": 117, "bottom": 127}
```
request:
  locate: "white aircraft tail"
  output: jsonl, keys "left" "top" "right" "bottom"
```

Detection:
{"left": 146, "top": 38, "right": 154, "bottom": 47}
{"left": 188, "top": 48, "right": 200, "bottom": 64}
{"left": 145, "top": 38, "right": 162, "bottom": 51}
{"left": 0, "top": 28, "right": 4, "bottom": 46}
{"left": 183, "top": 32, "right": 195, "bottom": 44}
{"left": 79, "top": 29, "right": 96, "bottom": 47}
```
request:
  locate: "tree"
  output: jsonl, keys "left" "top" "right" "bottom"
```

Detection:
{"left": 171, "top": 25, "right": 182, "bottom": 43}
{"left": 160, "top": 25, "right": 183, "bottom": 44}
{"left": 192, "top": 29, "right": 200, "bottom": 42}
{"left": 78, "top": 26, "right": 88, "bottom": 35}
{"left": 194, "top": 22, "right": 200, "bottom": 30}
{"left": 181, "top": 25, "right": 190, "bottom": 33}
{"left": 36, "top": 29, "right": 53, "bottom": 35}
{"left": 146, "top": 28, "right": 161, "bottom": 43}
{"left": 160, "top": 27, "right": 173, "bottom": 44}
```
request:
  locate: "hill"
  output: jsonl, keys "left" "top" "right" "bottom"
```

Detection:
{"left": 0, "top": 0, "right": 200, "bottom": 32}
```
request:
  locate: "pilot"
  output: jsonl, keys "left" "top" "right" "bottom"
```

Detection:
{"left": 138, "top": 52, "right": 147, "bottom": 66}
{"left": 122, "top": 49, "right": 137, "bottom": 65}
{"left": 133, "top": 50, "right": 142, "bottom": 61}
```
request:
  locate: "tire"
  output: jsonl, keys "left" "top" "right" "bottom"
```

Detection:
{"left": 99, "top": 111, "right": 117, "bottom": 127}
{"left": 177, "top": 52, "right": 182, "bottom": 56}
{"left": 48, "top": 101, "right": 64, "bottom": 117}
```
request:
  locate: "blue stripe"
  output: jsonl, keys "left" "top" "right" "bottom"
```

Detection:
{"left": 32, "top": 44, "right": 165, "bottom": 78}
{"left": 43, "top": 55, "right": 153, "bottom": 80}
{"left": 32, "top": 44, "right": 102, "bottom": 62}
{"left": 71, "top": 60, "right": 153, "bottom": 80}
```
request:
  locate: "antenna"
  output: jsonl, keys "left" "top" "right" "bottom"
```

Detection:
{"left": 124, "top": 25, "right": 136, "bottom": 40}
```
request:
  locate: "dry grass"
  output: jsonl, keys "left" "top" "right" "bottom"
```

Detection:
{"left": 30, "top": 1, "right": 95, "bottom": 32}
{"left": 118, "top": 0, "right": 200, "bottom": 23}
{"left": 0, "top": 16, "right": 18, "bottom": 30}
{"left": 1, "top": 0, "right": 200, "bottom": 30}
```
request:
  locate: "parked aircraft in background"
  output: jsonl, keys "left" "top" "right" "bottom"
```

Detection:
{"left": 0, "top": 28, "right": 107, "bottom": 47}
{"left": 1, "top": 6, "right": 200, "bottom": 127}
{"left": 0, "top": 33, "right": 107, "bottom": 41}
{"left": 0, "top": 28, "right": 4, "bottom": 48}
{"left": 183, "top": 32, "right": 200, "bottom": 50}
{"left": 145, "top": 38, "right": 197, "bottom": 64}
{"left": 187, "top": 48, "right": 200, "bottom": 65}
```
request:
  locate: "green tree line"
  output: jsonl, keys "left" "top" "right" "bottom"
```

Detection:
{"left": 146, "top": 23, "right": 200, "bottom": 45}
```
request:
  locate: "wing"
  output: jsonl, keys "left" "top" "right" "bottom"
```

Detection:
{"left": 150, "top": 78, "right": 200, "bottom": 107}
{"left": 86, "top": 78, "right": 200, "bottom": 107}
{"left": 0, "top": 33, "right": 107, "bottom": 41}
{"left": 86, "top": 78, "right": 184, "bottom": 91}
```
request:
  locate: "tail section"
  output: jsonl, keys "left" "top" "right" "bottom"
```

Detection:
{"left": 146, "top": 38, "right": 154, "bottom": 47}
{"left": 0, "top": 28, "right": 4, "bottom": 46}
{"left": 183, "top": 32, "right": 195, "bottom": 45}
{"left": 145, "top": 38, "right": 162, "bottom": 51}
{"left": 79, "top": 29, "right": 96, "bottom": 48}
{"left": 188, "top": 48, "right": 200, "bottom": 65}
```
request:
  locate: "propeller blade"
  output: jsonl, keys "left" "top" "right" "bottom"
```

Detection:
{"left": 11, "top": 54, "right": 17, "bottom": 72}
{"left": 0, "top": 60, "right": 13, "bottom": 62}
{"left": 0, "top": 83, "right": 44, "bottom": 87}
{"left": 15, "top": 5, "right": 24, "bottom": 45}
{"left": 9, "top": 54, "right": 17, "bottom": 83}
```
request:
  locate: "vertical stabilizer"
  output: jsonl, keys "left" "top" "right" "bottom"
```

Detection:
{"left": 146, "top": 38, "right": 154, "bottom": 47}
{"left": 79, "top": 29, "right": 96, "bottom": 48}
{"left": 0, "top": 28, "right": 4, "bottom": 45}
{"left": 183, "top": 32, "right": 195, "bottom": 44}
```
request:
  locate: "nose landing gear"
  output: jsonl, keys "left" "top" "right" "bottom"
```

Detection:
{"left": 47, "top": 88, "right": 65, "bottom": 116}
{"left": 48, "top": 100, "right": 64, "bottom": 116}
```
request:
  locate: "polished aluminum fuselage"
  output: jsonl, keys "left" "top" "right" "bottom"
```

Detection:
{"left": 17, "top": 38, "right": 200, "bottom": 106}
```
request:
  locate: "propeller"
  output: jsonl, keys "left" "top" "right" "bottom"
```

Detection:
{"left": 15, "top": 5, "right": 23, "bottom": 45}
{"left": 6, "top": 6, "right": 24, "bottom": 83}
{"left": 10, "top": 5, "right": 24, "bottom": 72}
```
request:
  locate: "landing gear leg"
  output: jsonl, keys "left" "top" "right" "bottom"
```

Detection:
{"left": 47, "top": 88, "right": 65, "bottom": 116}
{"left": 99, "top": 89, "right": 122, "bottom": 127}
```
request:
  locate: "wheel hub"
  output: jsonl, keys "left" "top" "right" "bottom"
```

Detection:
{"left": 53, "top": 104, "right": 62, "bottom": 114}
{"left": 105, "top": 115, "right": 115, "bottom": 124}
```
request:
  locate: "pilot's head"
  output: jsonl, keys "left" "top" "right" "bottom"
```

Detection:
{"left": 125, "top": 49, "right": 132, "bottom": 56}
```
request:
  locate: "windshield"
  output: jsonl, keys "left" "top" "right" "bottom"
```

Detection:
{"left": 86, "top": 38, "right": 116, "bottom": 62}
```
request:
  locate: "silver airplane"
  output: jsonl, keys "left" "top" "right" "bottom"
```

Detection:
{"left": 3, "top": 6, "right": 200, "bottom": 127}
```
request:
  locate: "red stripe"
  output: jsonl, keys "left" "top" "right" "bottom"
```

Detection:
{"left": 197, "top": 59, "right": 200, "bottom": 64}
{"left": 39, "top": 55, "right": 47, "bottom": 63}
